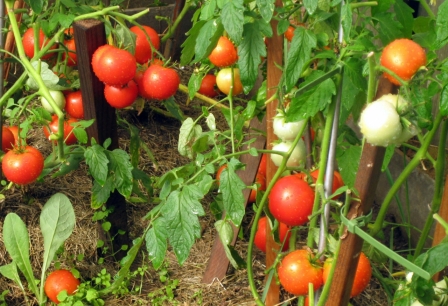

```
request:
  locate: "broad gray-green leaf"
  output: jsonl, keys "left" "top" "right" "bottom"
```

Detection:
{"left": 26, "top": 62, "right": 60, "bottom": 90}
{"left": 0, "top": 262, "right": 23, "bottom": 290}
{"left": 40, "top": 193, "right": 76, "bottom": 276}
{"left": 146, "top": 218, "right": 168, "bottom": 269}
{"left": 161, "top": 185, "right": 205, "bottom": 264}
{"left": 194, "top": 19, "right": 223, "bottom": 63}
{"left": 85, "top": 144, "right": 109, "bottom": 185}
{"left": 178, "top": 117, "right": 203, "bottom": 159}
{"left": 3, "top": 213, "right": 39, "bottom": 296}
{"left": 222, "top": 0, "right": 244, "bottom": 45}
{"left": 283, "top": 27, "right": 316, "bottom": 92}
{"left": 256, "top": 0, "right": 274, "bottom": 22}
{"left": 219, "top": 159, "right": 246, "bottom": 226}
{"left": 238, "top": 22, "right": 265, "bottom": 93}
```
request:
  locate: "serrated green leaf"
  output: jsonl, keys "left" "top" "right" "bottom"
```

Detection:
{"left": 341, "top": 3, "right": 352, "bottom": 41}
{"left": 161, "top": 185, "right": 205, "bottom": 264}
{"left": 303, "top": 0, "right": 318, "bottom": 15}
{"left": 287, "top": 71, "right": 336, "bottom": 122}
{"left": 215, "top": 220, "right": 234, "bottom": 245}
{"left": 106, "top": 149, "right": 133, "bottom": 198}
{"left": 25, "top": 0, "right": 43, "bottom": 14}
{"left": 188, "top": 72, "right": 204, "bottom": 100}
{"left": 371, "top": 0, "right": 394, "bottom": 15}
{"left": 3, "top": 213, "right": 38, "bottom": 297}
{"left": 257, "top": 0, "right": 274, "bottom": 22}
{"left": 91, "top": 178, "right": 114, "bottom": 209}
{"left": 52, "top": 12, "right": 75, "bottom": 29}
{"left": 146, "top": 218, "right": 168, "bottom": 269}
{"left": 283, "top": 27, "right": 316, "bottom": 92}
{"left": 381, "top": 145, "right": 396, "bottom": 172}
{"left": 181, "top": 20, "right": 207, "bottom": 65}
{"left": 178, "top": 118, "right": 203, "bottom": 159}
{"left": 128, "top": 123, "right": 141, "bottom": 168}
{"left": 52, "top": 147, "right": 84, "bottom": 178}
{"left": 194, "top": 19, "right": 223, "bottom": 63}
{"left": 394, "top": 0, "right": 414, "bottom": 39}
{"left": 336, "top": 144, "right": 361, "bottom": 188}
{"left": 115, "top": 24, "right": 136, "bottom": 55}
{"left": 85, "top": 144, "right": 109, "bottom": 185}
{"left": 162, "top": 97, "right": 184, "bottom": 121}
{"left": 393, "top": 285, "right": 413, "bottom": 306}
{"left": 341, "top": 58, "right": 366, "bottom": 113}
{"left": 200, "top": 0, "right": 217, "bottom": 21}
{"left": 436, "top": 1, "right": 448, "bottom": 49}
{"left": 222, "top": 0, "right": 244, "bottom": 45}
{"left": 238, "top": 22, "right": 264, "bottom": 93}
{"left": 40, "top": 193, "right": 75, "bottom": 276}
{"left": 375, "top": 12, "right": 403, "bottom": 45}
{"left": 219, "top": 159, "right": 246, "bottom": 226}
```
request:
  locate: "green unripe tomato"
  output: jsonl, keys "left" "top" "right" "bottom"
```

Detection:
{"left": 41, "top": 90, "right": 66, "bottom": 114}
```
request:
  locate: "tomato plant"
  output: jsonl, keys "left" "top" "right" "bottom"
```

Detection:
{"left": 248, "top": 172, "right": 266, "bottom": 203}
{"left": 277, "top": 249, "right": 323, "bottom": 296}
{"left": 44, "top": 269, "right": 80, "bottom": 304}
{"left": 104, "top": 80, "right": 138, "bottom": 109}
{"left": 2, "top": 145, "right": 44, "bottom": 185}
{"left": 380, "top": 39, "right": 427, "bottom": 85}
{"left": 41, "top": 90, "right": 66, "bottom": 114}
{"left": 142, "top": 64, "right": 180, "bottom": 100}
{"left": 64, "top": 90, "right": 84, "bottom": 119}
{"left": 2, "top": 126, "right": 15, "bottom": 152}
{"left": 309, "top": 169, "right": 344, "bottom": 198}
{"left": 62, "top": 37, "right": 77, "bottom": 67}
{"left": 268, "top": 175, "right": 315, "bottom": 226}
{"left": 22, "top": 28, "right": 55, "bottom": 60}
{"left": 216, "top": 68, "right": 243, "bottom": 96}
{"left": 91, "top": 45, "right": 137, "bottom": 86}
{"left": 130, "top": 25, "right": 160, "bottom": 64}
{"left": 208, "top": 36, "right": 238, "bottom": 68}
{"left": 43, "top": 115, "right": 78, "bottom": 145}
{"left": 254, "top": 216, "right": 290, "bottom": 252}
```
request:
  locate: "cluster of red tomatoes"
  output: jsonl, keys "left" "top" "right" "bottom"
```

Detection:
{"left": 197, "top": 36, "right": 243, "bottom": 98}
{"left": 91, "top": 25, "right": 180, "bottom": 108}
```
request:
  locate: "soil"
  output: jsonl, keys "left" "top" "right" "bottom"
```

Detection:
{"left": 0, "top": 73, "right": 391, "bottom": 306}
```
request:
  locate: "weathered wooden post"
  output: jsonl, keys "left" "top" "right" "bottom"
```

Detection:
{"left": 73, "top": 19, "right": 130, "bottom": 260}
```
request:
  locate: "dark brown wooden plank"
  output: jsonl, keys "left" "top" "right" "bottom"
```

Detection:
{"left": 73, "top": 19, "right": 130, "bottom": 260}
{"left": 265, "top": 0, "right": 284, "bottom": 304}
{"left": 202, "top": 116, "right": 266, "bottom": 283}
{"left": 326, "top": 76, "right": 397, "bottom": 305}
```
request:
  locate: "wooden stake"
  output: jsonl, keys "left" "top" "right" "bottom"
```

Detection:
{"left": 265, "top": 0, "right": 283, "bottom": 304}
{"left": 431, "top": 174, "right": 448, "bottom": 281}
{"left": 73, "top": 19, "right": 130, "bottom": 260}
{"left": 325, "top": 76, "right": 397, "bottom": 305}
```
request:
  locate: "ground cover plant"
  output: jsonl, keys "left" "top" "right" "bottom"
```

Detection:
{"left": 1, "top": 0, "right": 448, "bottom": 305}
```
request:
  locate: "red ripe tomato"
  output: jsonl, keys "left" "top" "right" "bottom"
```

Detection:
{"left": 208, "top": 36, "right": 238, "bottom": 68}
{"left": 285, "top": 26, "right": 295, "bottom": 42}
{"left": 254, "top": 216, "right": 291, "bottom": 253}
{"left": 257, "top": 154, "right": 267, "bottom": 177}
{"left": 104, "top": 80, "right": 138, "bottom": 109}
{"left": 62, "top": 38, "right": 77, "bottom": 66}
{"left": 216, "top": 68, "right": 243, "bottom": 96}
{"left": 91, "top": 45, "right": 137, "bottom": 86}
{"left": 248, "top": 172, "right": 266, "bottom": 203}
{"left": 7, "top": 126, "right": 19, "bottom": 146}
{"left": 64, "top": 90, "right": 84, "bottom": 119}
{"left": 130, "top": 25, "right": 160, "bottom": 64}
{"left": 198, "top": 74, "right": 219, "bottom": 98}
{"left": 134, "top": 67, "right": 151, "bottom": 99}
{"left": 323, "top": 252, "right": 372, "bottom": 297}
{"left": 278, "top": 249, "right": 323, "bottom": 296}
{"left": 2, "top": 126, "right": 15, "bottom": 152}
{"left": 43, "top": 115, "right": 78, "bottom": 145}
{"left": 309, "top": 169, "right": 344, "bottom": 199}
{"left": 44, "top": 269, "right": 80, "bottom": 304}
{"left": 22, "top": 28, "right": 55, "bottom": 60}
{"left": 215, "top": 164, "right": 227, "bottom": 186}
{"left": 268, "top": 175, "right": 315, "bottom": 226}
{"left": 2, "top": 145, "right": 44, "bottom": 185}
{"left": 380, "top": 39, "right": 426, "bottom": 86}
{"left": 142, "top": 64, "right": 180, "bottom": 100}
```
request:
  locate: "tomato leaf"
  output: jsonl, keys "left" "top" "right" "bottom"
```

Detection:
{"left": 341, "top": 58, "right": 367, "bottom": 117}
{"left": 287, "top": 70, "right": 336, "bottom": 122}
{"left": 145, "top": 218, "right": 168, "bottom": 269}
{"left": 115, "top": 24, "right": 136, "bottom": 55}
{"left": 194, "top": 18, "right": 223, "bottom": 63}
{"left": 436, "top": 1, "right": 448, "bottom": 49}
{"left": 374, "top": 12, "right": 403, "bottom": 45}
{"left": 40, "top": 193, "right": 75, "bottom": 276}
{"left": 394, "top": 0, "right": 414, "bottom": 39}
{"left": 91, "top": 178, "right": 114, "bottom": 209}
{"left": 238, "top": 21, "right": 265, "bottom": 93}
{"left": 52, "top": 147, "right": 84, "bottom": 178}
{"left": 180, "top": 20, "right": 207, "bottom": 65}
{"left": 85, "top": 144, "right": 109, "bottom": 186}
{"left": 161, "top": 185, "right": 205, "bottom": 264}
{"left": 200, "top": 0, "right": 217, "bottom": 21}
{"left": 24, "top": 0, "right": 43, "bottom": 14}
{"left": 303, "top": 0, "right": 318, "bottom": 15}
{"left": 256, "top": 0, "right": 274, "bottom": 22}
{"left": 219, "top": 159, "right": 246, "bottom": 226}
{"left": 106, "top": 149, "right": 133, "bottom": 198}
{"left": 221, "top": 0, "right": 244, "bottom": 45}
{"left": 178, "top": 118, "right": 203, "bottom": 159}
{"left": 393, "top": 285, "right": 413, "bottom": 306}
{"left": 341, "top": 3, "right": 352, "bottom": 41}
{"left": 283, "top": 27, "right": 316, "bottom": 92}
{"left": 440, "top": 84, "right": 448, "bottom": 117}
{"left": 3, "top": 213, "right": 39, "bottom": 297}
{"left": 336, "top": 144, "right": 362, "bottom": 188}
{"left": 162, "top": 97, "right": 185, "bottom": 121}
{"left": 188, "top": 71, "right": 204, "bottom": 100}
{"left": 26, "top": 62, "right": 60, "bottom": 90}
{"left": 371, "top": 0, "right": 394, "bottom": 15}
